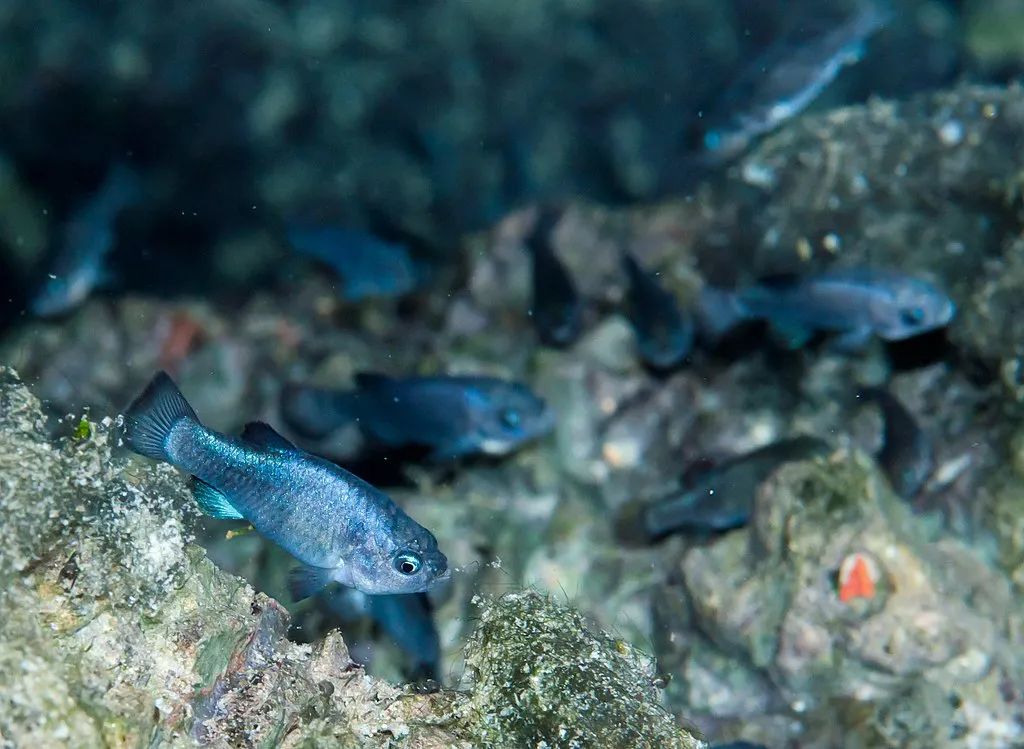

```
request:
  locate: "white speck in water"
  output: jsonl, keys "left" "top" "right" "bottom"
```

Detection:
{"left": 938, "top": 120, "right": 963, "bottom": 146}
{"left": 741, "top": 161, "right": 776, "bottom": 189}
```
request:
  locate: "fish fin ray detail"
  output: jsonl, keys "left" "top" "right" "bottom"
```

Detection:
{"left": 121, "top": 371, "right": 197, "bottom": 461}
{"left": 191, "top": 479, "right": 244, "bottom": 520}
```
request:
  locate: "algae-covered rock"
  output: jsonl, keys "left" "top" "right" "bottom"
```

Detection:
{"left": 722, "top": 84, "right": 1024, "bottom": 402}
{"left": 0, "top": 367, "right": 701, "bottom": 748}
{"left": 464, "top": 591, "right": 702, "bottom": 749}
{"left": 658, "top": 449, "right": 1024, "bottom": 748}
{"left": 0, "top": 366, "right": 468, "bottom": 748}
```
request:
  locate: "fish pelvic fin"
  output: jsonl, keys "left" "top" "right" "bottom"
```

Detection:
{"left": 241, "top": 421, "right": 297, "bottom": 452}
{"left": 289, "top": 564, "right": 335, "bottom": 601}
{"left": 192, "top": 479, "right": 244, "bottom": 520}
{"left": 122, "top": 371, "right": 198, "bottom": 461}
{"left": 768, "top": 320, "right": 815, "bottom": 350}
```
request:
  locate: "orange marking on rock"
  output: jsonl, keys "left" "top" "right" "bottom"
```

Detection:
{"left": 838, "top": 553, "right": 877, "bottom": 603}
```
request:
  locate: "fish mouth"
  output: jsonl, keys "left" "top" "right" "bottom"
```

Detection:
{"left": 479, "top": 438, "right": 515, "bottom": 456}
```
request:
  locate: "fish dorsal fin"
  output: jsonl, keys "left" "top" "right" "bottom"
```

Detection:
{"left": 241, "top": 421, "right": 297, "bottom": 452}
{"left": 354, "top": 372, "right": 394, "bottom": 390}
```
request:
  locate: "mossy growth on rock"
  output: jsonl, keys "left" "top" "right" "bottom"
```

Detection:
{"left": 463, "top": 591, "right": 704, "bottom": 749}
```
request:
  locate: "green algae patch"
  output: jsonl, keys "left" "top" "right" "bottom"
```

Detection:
{"left": 463, "top": 591, "right": 705, "bottom": 749}
{"left": 72, "top": 417, "right": 93, "bottom": 441}
{"left": 194, "top": 629, "right": 248, "bottom": 690}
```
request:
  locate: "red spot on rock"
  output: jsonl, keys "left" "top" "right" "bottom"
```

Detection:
{"left": 838, "top": 552, "right": 878, "bottom": 603}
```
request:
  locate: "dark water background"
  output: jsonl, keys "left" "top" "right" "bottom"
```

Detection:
{"left": 0, "top": 0, "right": 1001, "bottom": 328}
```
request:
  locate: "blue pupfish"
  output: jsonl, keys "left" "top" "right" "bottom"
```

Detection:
{"left": 122, "top": 372, "right": 449, "bottom": 597}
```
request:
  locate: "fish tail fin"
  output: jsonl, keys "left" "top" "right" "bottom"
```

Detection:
{"left": 279, "top": 384, "right": 356, "bottom": 439}
{"left": 613, "top": 500, "right": 657, "bottom": 547}
{"left": 695, "top": 285, "right": 747, "bottom": 343}
{"left": 122, "top": 371, "right": 198, "bottom": 461}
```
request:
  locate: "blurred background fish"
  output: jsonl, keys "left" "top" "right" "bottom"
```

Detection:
{"left": 696, "top": 0, "right": 890, "bottom": 162}
{"left": 286, "top": 225, "right": 424, "bottom": 301}
{"left": 697, "top": 268, "right": 956, "bottom": 350}
{"left": 527, "top": 208, "right": 583, "bottom": 348}
{"left": 858, "top": 386, "right": 934, "bottom": 499}
{"left": 31, "top": 163, "right": 140, "bottom": 317}
{"left": 620, "top": 252, "right": 694, "bottom": 371}
{"left": 615, "top": 436, "right": 830, "bottom": 544}
{"left": 281, "top": 373, "right": 555, "bottom": 461}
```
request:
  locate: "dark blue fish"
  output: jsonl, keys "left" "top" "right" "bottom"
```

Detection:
{"left": 527, "top": 208, "right": 582, "bottom": 347}
{"left": 325, "top": 589, "right": 440, "bottom": 681}
{"left": 281, "top": 373, "right": 554, "bottom": 461}
{"left": 31, "top": 163, "right": 140, "bottom": 317}
{"left": 711, "top": 743, "right": 770, "bottom": 749}
{"left": 621, "top": 252, "right": 694, "bottom": 370}
{"left": 697, "top": 268, "right": 955, "bottom": 350}
{"left": 287, "top": 225, "right": 420, "bottom": 301}
{"left": 122, "top": 372, "right": 449, "bottom": 597}
{"left": 700, "top": 1, "right": 889, "bottom": 161}
{"left": 858, "top": 387, "right": 933, "bottom": 498}
{"left": 616, "top": 436, "right": 830, "bottom": 544}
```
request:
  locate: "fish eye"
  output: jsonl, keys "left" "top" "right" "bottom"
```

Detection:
{"left": 899, "top": 306, "right": 926, "bottom": 326}
{"left": 393, "top": 551, "right": 422, "bottom": 576}
{"left": 500, "top": 408, "right": 521, "bottom": 430}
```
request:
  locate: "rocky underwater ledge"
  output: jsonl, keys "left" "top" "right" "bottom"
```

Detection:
{"left": 0, "top": 368, "right": 701, "bottom": 749}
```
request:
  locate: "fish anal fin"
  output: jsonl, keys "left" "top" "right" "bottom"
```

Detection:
{"left": 192, "top": 479, "right": 244, "bottom": 520}
{"left": 768, "top": 321, "right": 814, "bottom": 349}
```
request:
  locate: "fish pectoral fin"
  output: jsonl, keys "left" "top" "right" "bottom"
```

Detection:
{"left": 828, "top": 326, "right": 875, "bottom": 353}
{"left": 241, "top": 421, "right": 297, "bottom": 452}
{"left": 288, "top": 564, "right": 335, "bottom": 601}
{"left": 768, "top": 321, "right": 814, "bottom": 349}
{"left": 191, "top": 479, "right": 244, "bottom": 520}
